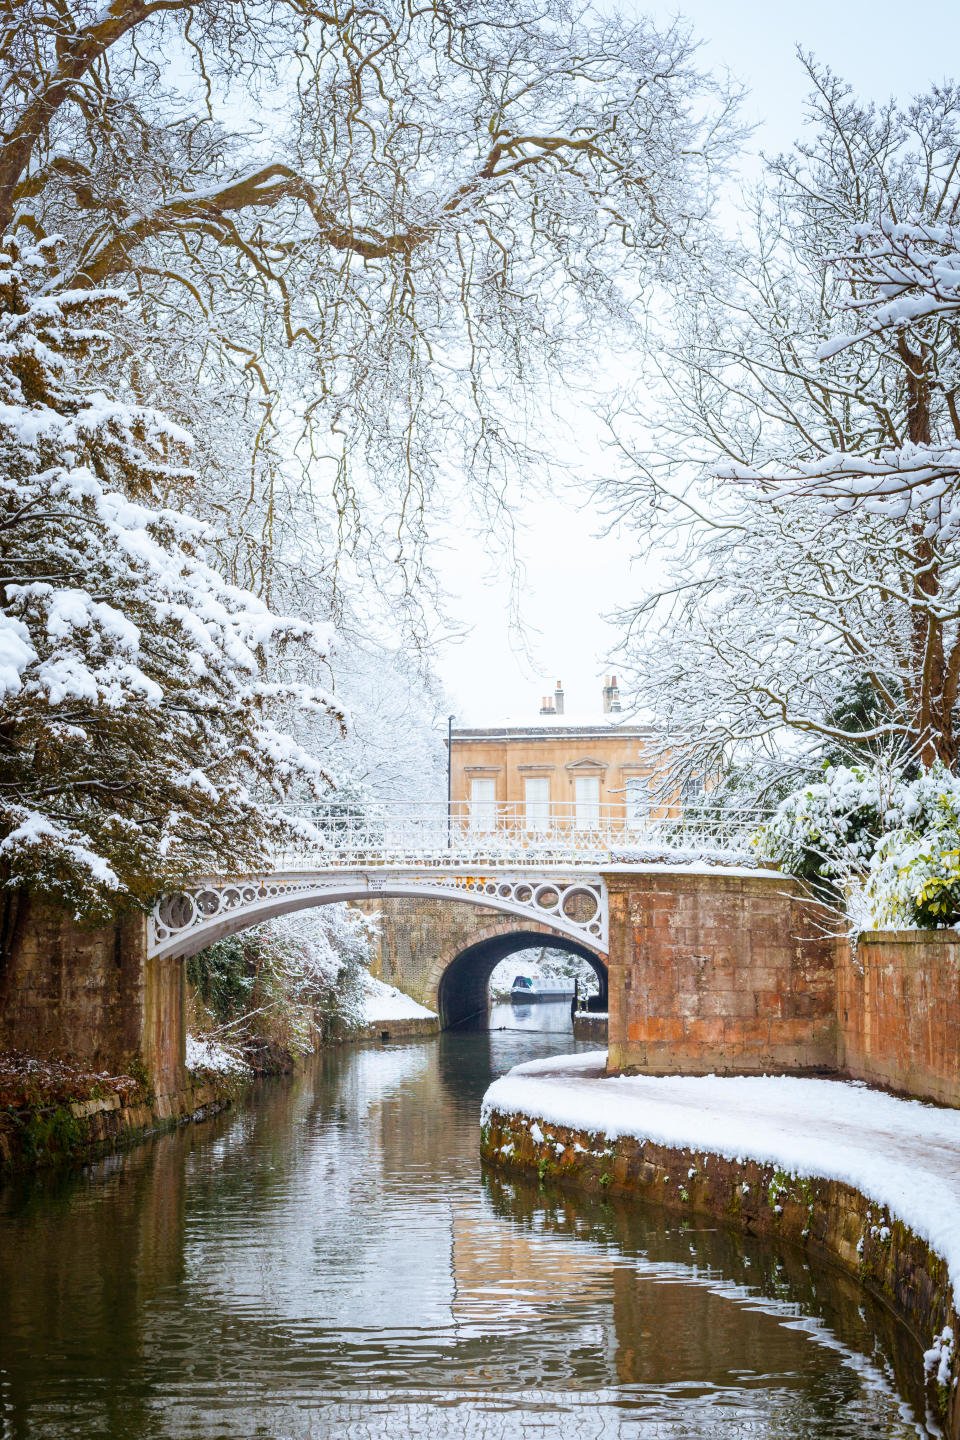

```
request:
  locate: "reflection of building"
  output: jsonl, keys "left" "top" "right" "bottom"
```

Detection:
{"left": 449, "top": 679, "right": 675, "bottom": 829}
{"left": 450, "top": 1206, "right": 617, "bottom": 1341}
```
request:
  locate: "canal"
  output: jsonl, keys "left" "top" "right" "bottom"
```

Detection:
{"left": 0, "top": 1003, "right": 928, "bottom": 1438}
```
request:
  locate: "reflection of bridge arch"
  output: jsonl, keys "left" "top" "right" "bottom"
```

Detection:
{"left": 149, "top": 868, "right": 608, "bottom": 963}
{"left": 438, "top": 930, "right": 607, "bottom": 1030}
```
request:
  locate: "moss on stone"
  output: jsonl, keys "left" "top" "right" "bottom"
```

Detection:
{"left": 481, "top": 1103, "right": 960, "bottom": 1437}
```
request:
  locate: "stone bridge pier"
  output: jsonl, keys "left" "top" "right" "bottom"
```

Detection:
{"left": 359, "top": 896, "right": 608, "bottom": 1027}
{"left": 604, "top": 869, "right": 837, "bottom": 1074}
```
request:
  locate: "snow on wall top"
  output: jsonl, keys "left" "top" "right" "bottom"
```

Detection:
{"left": 453, "top": 711, "right": 652, "bottom": 734}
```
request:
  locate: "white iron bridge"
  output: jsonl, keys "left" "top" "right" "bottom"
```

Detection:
{"left": 148, "top": 801, "right": 768, "bottom": 963}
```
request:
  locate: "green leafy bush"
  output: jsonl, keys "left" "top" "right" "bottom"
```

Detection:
{"left": 759, "top": 761, "right": 960, "bottom": 928}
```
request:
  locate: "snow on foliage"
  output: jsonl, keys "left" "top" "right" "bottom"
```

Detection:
{"left": 263, "top": 907, "right": 376, "bottom": 1035}
{"left": 0, "top": 1048, "right": 143, "bottom": 1108}
{"left": 0, "top": 238, "right": 341, "bottom": 918}
{"left": 867, "top": 768, "right": 960, "bottom": 929}
{"left": 755, "top": 765, "right": 899, "bottom": 885}
{"left": 924, "top": 1326, "right": 955, "bottom": 1390}
{"left": 185, "top": 1034, "right": 246, "bottom": 1075}
{"left": 187, "top": 904, "right": 378, "bottom": 1054}
{"left": 758, "top": 762, "right": 960, "bottom": 929}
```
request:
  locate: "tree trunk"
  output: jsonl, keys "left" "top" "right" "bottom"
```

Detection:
{"left": 898, "top": 336, "right": 951, "bottom": 768}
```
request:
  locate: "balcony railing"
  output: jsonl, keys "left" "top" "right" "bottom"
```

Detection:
{"left": 274, "top": 800, "right": 771, "bottom": 870}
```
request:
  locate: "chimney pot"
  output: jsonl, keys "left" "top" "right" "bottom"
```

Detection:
{"left": 602, "top": 674, "right": 622, "bottom": 714}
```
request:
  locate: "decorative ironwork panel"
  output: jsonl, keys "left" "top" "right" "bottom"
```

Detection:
{"left": 148, "top": 868, "right": 609, "bottom": 961}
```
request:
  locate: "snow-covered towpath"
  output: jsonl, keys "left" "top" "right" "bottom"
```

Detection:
{"left": 482, "top": 1051, "right": 960, "bottom": 1289}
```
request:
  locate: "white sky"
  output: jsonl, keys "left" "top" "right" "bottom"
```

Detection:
{"left": 434, "top": 0, "right": 960, "bottom": 725}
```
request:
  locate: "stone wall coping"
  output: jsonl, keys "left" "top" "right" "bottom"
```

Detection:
{"left": 600, "top": 863, "right": 786, "bottom": 880}
{"left": 859, "top": 928, "right": 960, "bottom": 944}
{"left": 481, "top": 1112, "right": 959, "bottom": 1434}
{"left": 68, "top": 1094, "right": 123, "bottom": 1120}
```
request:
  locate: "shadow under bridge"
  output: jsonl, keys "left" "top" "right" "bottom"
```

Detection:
{"left": 437, "top": 931, "right": 608, "bottom": 1031}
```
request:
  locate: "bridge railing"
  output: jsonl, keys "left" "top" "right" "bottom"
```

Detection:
{"left": 273, "top": 801, "right": 770, "bottom": 870}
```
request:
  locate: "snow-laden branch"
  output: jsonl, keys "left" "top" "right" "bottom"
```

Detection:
{"left": 721, "top": 442, "right": 960, "bottom": 540}
{"left": 1, "top": 0, "right": 744, "bottom": 606}
{"left": 820, "top": 219, "right": 960, "bottom": 355}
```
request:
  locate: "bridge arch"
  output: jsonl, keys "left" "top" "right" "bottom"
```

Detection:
{"left": 437, "top": 929, "right": 607, "bottom": 1029}
{"left": 149, "top": 870, "right": 608, "bottom": 963}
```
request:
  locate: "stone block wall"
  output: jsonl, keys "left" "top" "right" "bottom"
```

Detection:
{"left": 837, "top": 930, "right": 960, "bottom": 1106}
{"left": 604, "top": 869, "right": 837, "bottom": 1075}
{"left": 359, "top": 896, "right": 508, "bottom": 1008}
{"left": 0, "top": 892, "right": 185, "bottom": 1093}
{"left": 353, "top": 1015, "right": 440, "bottom": 1044}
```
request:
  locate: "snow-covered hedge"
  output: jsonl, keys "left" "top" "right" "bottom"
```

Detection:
{"left": 753, "top": 765, "right": 896, "bottom": 891}
{"left": 867, "top": 768, "right": 960, "bottom": 928}
{"left": 756, "top": 763, "right": 960, "bottom": 928}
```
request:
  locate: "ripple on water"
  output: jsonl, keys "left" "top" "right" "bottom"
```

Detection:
{"left": 0, "top": 1008, "right": 930, "bottom": 1439}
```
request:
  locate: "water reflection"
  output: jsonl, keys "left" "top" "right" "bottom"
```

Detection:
{"left": 489, "top": 999, "right": 577, "bottom": 1033}
{"left": 0, "top": 1017, "right": 929, "bottom": 1439}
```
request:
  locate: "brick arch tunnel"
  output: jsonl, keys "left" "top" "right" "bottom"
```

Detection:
{"left": 437, "top": 931, "right": 607, "bottom": 1030}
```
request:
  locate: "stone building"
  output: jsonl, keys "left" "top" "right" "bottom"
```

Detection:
{"left": 448, "top": 677, "right": 675, "bottom": 828}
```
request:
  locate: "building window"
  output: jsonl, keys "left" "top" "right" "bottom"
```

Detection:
{"left": 574, "top": 775, "right": 600, "bottom": 830}
{"left": 469, "top": 777, "right": 496, "bottom": 831}
{"left": 682, "top": 775, "right": 705, "bottom": 806}
{"left": 524, "top": 776, "right": 550, "bottom": 832}
{"left": 625, "top": 775, "right": 654, "bottom": 824}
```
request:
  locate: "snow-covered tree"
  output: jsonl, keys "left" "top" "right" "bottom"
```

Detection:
{"left": 1, "top": 0, "right": 742, "bottom": 612}
{"left": 0, "top": 237, "right": 340, "bottom": 919}
{"left": 317, "top": 636, "right": 447, "bottom": 803}
{"left": 605, "top": 63, "right": 960, "bottom": 792}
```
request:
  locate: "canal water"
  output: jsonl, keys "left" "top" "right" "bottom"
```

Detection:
{"left": 0, "top": 1003, "right": 930, "bottom": 1438}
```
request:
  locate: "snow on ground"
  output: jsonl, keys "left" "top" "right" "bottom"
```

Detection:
{"left": 483, "top": 1052, "right": 960, "bottom": 1290}
{"left": 185, "top": 1034, "right": 247, "bottom": 1074}
{"left": 362, "top": 972, "right": 436, "bottom": 1022}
